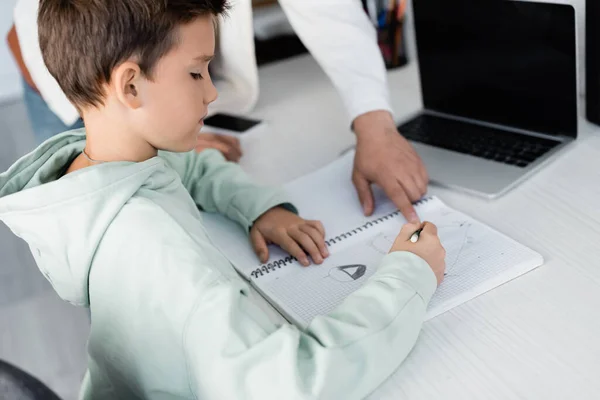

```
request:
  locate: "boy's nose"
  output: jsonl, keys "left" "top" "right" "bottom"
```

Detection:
{"left": 205, "top": 76, "right": 218, "bottom": 104}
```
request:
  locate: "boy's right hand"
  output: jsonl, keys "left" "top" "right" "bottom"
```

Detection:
{"left": 390, "top": 222, "right": 446, "bottom": 286}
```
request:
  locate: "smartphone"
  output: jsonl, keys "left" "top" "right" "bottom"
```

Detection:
{"left": 203, "top": 113, "right": 262, "bottom": 134}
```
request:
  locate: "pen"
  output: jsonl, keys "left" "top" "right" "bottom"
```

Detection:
{"left": 409, "top": 227, "right": 423, "bottom": 243}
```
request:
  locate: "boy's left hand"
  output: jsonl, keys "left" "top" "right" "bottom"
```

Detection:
{"left": 195, "top": 133, "right": 242, "bottom": 162}
{"left": 250, "top": 207, "right": 329, "bottom": 266}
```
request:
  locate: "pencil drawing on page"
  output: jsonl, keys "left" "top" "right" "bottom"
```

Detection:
{"left": 328, "top": 264, "right": 367, "bottom": 282}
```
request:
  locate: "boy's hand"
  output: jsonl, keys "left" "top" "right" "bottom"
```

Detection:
{"left": 195, "top": 133, "right": 242, "bottom": 162}
{"left": 250, "top": 207, "right": 329, "bottom": 266}
{"left": 391, "top": 221, "right": 446, "bottom": 286}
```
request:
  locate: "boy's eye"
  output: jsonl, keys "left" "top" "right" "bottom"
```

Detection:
{"left": 190, "top": 72, "right": 203, "bottom": 80}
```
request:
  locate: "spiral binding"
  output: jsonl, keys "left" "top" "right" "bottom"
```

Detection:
{"left": 250, "top": 255, "right": 297, "bottom": 279}
{"left": 249, "top": 197, "right": 433, "bottom": 279}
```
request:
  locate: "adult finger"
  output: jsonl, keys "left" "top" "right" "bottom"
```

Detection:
{"left": 352, "top": 171, "right": 375, "bottom": 216}
{"left": 381, "top": 177, "right": 419, "bottom": 223}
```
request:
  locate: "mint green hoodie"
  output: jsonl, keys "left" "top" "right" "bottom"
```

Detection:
{"left": 0, "top": 130, "right": 437, "bottom": 400}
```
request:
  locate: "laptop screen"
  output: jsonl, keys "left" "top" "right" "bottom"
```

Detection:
{"left": 413, "top": 0, "right": 578, "bottom": 137}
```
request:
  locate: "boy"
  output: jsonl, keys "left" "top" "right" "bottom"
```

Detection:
{"left": 7, "top": 4, "right": 242, "bottom": 161}
{"left": 0, "top": 1, "right": 446, "bottom": 399}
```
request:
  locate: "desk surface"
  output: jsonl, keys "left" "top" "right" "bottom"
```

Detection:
{"left": 236, "top": 55, "right": 600, "bottom": 399}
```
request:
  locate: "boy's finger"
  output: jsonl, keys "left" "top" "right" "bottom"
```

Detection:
{"left": 278, "top": 233, "right": 309, "bottom": 267}
{"left": 399, "top": 221, "right": 423, "bottom": 241}
{"left": 223, "top": 145, "right": 242, "bottom": 162}
{"left": 421, "top": 221, "right": 438, "bottom": 235}
{"left": 196, "top": 134, "right": 242, "bottom": 161}
{"left": 307, "top": 220, "right": 326, "bottom": 238}
{"left": 250, "top": 229, "right": 269, "bottom": 263}
{"left": 196, "top": 139, "right": 229, "bottom": 155}
{"left": 290, "top": 229, "right": 323, "bottom": 265}
{"left": 216, "top": 134, "right": 241, "bottom": 148}
{"left": 299, "top": 224, "right": 329, "bottom": 258}
{"left": 198, "top": 132, "right": 219, "bottom": 141}
{"left": 216, "top": 136, "right": 243, "bottom": 161}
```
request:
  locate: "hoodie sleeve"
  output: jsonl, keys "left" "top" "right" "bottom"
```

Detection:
{"left": 160, "top": 149, "right": 296, "bottom": 231}
{"left": 183, "top": 248, "right": 437, "bottom": 399}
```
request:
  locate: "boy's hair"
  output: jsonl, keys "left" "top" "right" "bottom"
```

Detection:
{"left": 38, "top": 0, "right": 228, "bottom": 110}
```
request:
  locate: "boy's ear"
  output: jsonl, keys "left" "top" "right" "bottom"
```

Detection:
{"left": 113, "top": 61, "right": 143, "bottom": 109}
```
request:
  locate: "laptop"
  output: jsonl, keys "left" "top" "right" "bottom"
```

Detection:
{"left": 399, "top": 0, "right": 579, "bottom": 198}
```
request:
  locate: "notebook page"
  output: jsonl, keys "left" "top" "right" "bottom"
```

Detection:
{"left": 253, "top": 199, "right": 543, "bottom": 329}
{"left": 201, "top": 151, "right": 543, "bottom": 328}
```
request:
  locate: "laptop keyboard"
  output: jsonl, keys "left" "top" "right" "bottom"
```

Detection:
{"left": 399, "top": 114, "right": 561, "bottom": 168}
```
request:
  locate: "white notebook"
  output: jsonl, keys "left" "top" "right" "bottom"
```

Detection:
{"left": 202, "top": 152, "right": 544, "bottom": 329}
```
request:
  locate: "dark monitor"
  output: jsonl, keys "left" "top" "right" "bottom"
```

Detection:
{"left": 413, "top": 0, "right": 578, "bottom": 137}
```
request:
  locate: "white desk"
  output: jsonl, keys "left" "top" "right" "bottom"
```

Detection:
{"left": 236, "top": 55, "right": 600, "bottom": 399}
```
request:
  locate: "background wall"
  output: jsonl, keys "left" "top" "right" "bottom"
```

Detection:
{"left": 0, "top": 0, "right": 21, "bottom": 103}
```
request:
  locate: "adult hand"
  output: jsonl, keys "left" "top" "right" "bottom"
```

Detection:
{"left": 352, "top": 110, "right": 429, "bottom": 222}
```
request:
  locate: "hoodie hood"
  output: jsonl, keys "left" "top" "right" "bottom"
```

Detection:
{"left": 0, "top": 130, "right": 163, "bottom": 306}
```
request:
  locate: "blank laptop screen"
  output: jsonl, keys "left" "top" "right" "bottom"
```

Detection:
{"left": 413, "top": 0, "right": 578, "bottom": 137}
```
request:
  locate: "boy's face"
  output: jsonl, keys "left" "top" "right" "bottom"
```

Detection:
{"left": 134, "top": 16, "right": 218, "bottom": 152}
